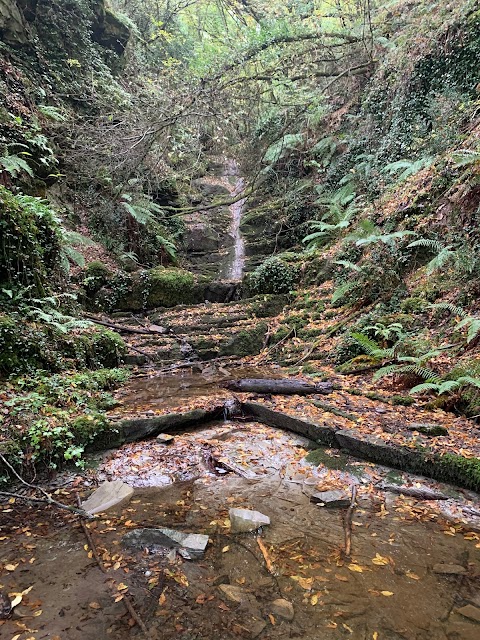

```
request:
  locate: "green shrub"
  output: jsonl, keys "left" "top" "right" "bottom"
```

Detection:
{"left": 249, "top": 256, "right": 300, "bottom": 295}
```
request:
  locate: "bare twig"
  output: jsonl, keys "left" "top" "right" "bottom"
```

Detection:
{"left": 343, "top": 485, "right": 357, "bottom": 558}
{"left": 75, "top": 494, "right": 151, "bottom": 637}
{"left": 0, "top": 454, "right": 90, "bottom": 518}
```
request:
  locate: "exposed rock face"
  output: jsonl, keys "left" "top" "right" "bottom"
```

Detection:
{"left": 0, "top": 0, "right": 28, "bottom": 43}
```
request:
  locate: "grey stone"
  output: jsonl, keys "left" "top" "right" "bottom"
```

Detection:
{"left": 271, "top": 598, "right": 294, "bottom": 621}
{"left": 310, "top": 490, "right": 350, "bottom": 508}
{"left": 123, "top": 527, "right": 209, "bottom": 559}
{"left": 433, "top": 564, "right": 467, "bottom": 575}
{"left": 457, "top": 604, "right": 480, "bottom": 623}
{"left": 82, "top": 480, "right": 134, "bottom": 515}
{"left": 229, "top": 508, "right": 270, "bottom": 533}
{"left": 408, "top": 423, "right": 449, "bottom": 437}
{"left": 218, "top": 584, "right": 248, "bottom": 604}
{"left": 156, "top": 433, "right": 175, "bottom": 444}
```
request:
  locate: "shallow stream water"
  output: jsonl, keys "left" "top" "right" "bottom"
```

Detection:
{"left": 1, "top": 367, "right": 480, "bottom": 639}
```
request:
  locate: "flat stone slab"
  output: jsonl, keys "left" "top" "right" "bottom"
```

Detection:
{"left": 433, "top": 564, "right": 467, "bottom": 575}
{"left": 156, "top": 433, "right": 175, "bottom": 444}
{"left": 123, "top": 527, "right": 209, "bottom": 559}
{"left": 229, "top": 508, "right": 270, "bottom": 533}
{"left": 218, "top": 584, "right": 249, "bottom": 604}
{"left": 271, "top": 598, "right": 294, "bottom": 621}
{"left": 82, "top": 480, "right": 134, "bottom": 515}
{"left": 310, "top": 490, "right": 350, "bottom": 508}
{"left": 457, "top": 604, "right": 480, "bottom": 623}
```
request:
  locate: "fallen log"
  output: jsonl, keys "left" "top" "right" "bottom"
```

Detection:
{"left": 376, "top": 483, "right": 449, "bottom": 500}
{"left": 225, "top": 378, "right": 333, "bottom": 395}
{"left": 84, "top": 315, "right": 165, "bottom": 335}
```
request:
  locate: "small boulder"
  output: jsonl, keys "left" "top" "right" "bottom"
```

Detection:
{"left": 82, "top": 480, "right": 134, "bottom": 515}
{"left": 433, "top": 564, "right": 467, "bottom": 575}
{"left": 123, "top": 527, "right": 209, "bottom": 559}
{"left": 310, "top": 490, "right": 350, "bottom": 508}
{"left": 271, "top": 598, "right": 294, "bottom": 621}
{"left": 457, "top": 604, "right": 480, "bottom": 623}
{"left": 229, "top": 508, "right": 270, "bottom": 533}
{"left": 156, "top": 433, "right": 175, "bottom": 445}
{"left": 218, "top": 584, "right": 248, "bottom": 604}
{"left": 408, "top": 423, "right": 449, "bottom": 437}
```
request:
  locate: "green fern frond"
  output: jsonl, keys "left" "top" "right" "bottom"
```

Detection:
{"left": 408, "top": 238, "right": 445, "bottom": 253}
{"left": 457, "top": 317, "right": 480, "bottom": 343}
{"left": 409, "top": 382, "right": 440, "bottom": 394}
{"left": 430, "top": 303, "right": 467, "bottom": 318}
{"left": 331, "top": 281, "right": 356, "bottom": 304}
{"left": 0, "top": 154, "right": 34, "bottom": 177}
{"left": 334, "top": 260, "right": 362, "bottom": 272}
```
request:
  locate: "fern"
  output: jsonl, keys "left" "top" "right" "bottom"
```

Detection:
{"left": 430, "top": 303, "right": 467, "bottom": 318}
{"left": 451, "top": 149, "right": 480, "bottom": 168}
{"left": 334, "top": 260, "right": 362, "bottom": 272}
{"left": 355, "top": 229, "right": 415, "bottom": 247}
{"left": 331, "top": 281, "right": 356, "bottom": 304}
{"left": 411, "top": 376, "right": 480, "bottom": 396}
{"left": 382, "top": 156, "right": 433, "bottom": 181}
{"left": 38, "top": 105, "right": 67, "bottom": 122}
{"left": 457, "top": 317, "right": 480, "bottom": 344}
{"left": 408, "top": 238, "right": 456, "bottom": 274}
{"left": 0, "top": 154, "right": 34, "bottom": 177}
{"left": 350, "top": 333, "right": 395, "bottom": 359}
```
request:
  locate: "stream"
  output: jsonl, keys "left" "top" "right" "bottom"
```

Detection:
{"left": 1, "top": 367, "right": 479, "bottom": 640}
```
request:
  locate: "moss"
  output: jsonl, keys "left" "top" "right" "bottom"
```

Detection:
{"left": 312, "top": 400, "right": 358, "bottom": 422}
{"left": 247, "top": 294, "right": 288, "bottom": 318}
{"left": 305, "top": 447, "right": 350, "bottom": 470}
{"left": 400, "top": 297, "right": 428, "bottom": 314}
{"left": 147, "top": 267, "right": 195, "bottom": 307}
{"left": 83, "top": 260, "right": 112, "bottom": 294}
{"left": 223, "top": 322, "right": 267, "bottom": 357}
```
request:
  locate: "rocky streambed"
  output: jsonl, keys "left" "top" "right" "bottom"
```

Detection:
{"left": 1, "top": 398, "right": 480, "bottom": 640}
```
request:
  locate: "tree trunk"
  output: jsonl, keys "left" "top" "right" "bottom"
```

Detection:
{"left": 224, "top": 378, "right": 333, "bottom": 395}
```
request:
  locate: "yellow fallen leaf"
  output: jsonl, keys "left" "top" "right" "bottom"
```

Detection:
{"left": 348, "top": 564, "right": 364, "bottom": 573}
{"left": 311, "top": 594, "right": 319, "bottom": 606}
{"left": 5, "top": 564, "right": 18, "bottom": 571}
{"left": 89, "top": 602, "right": 101, "bottom": 609}
{"left": 33, "top": 609, "right": 43, "bottom": 616}
{"left": 268, "top": 613, "right": 275, "bottom": 625}
{"left": 222, "top": 546, "right": 230, "bottom": 553}
{"left": 114, "top": 594, "right": 124, "bottom": 602}
{"left": 373, "top": 633, "right": 379, "bottom": 640}
{"left": 405, "top": 571, "right": 420, "bottom": 580}
{"left": 372, "top": 554, "right": 389, "bottom": 566}
{"left": 381, "top": 591, "right": 394, "bottom": 597}
{"left": 158, "top": 591, "right": 167, "bottom": 606}
{"left": 117, "top": 583, "right": 128, "bottom": 591}
{"left": 343, "top": 623, "right": 353, "bottom": 633}
{"left": 113, "top": 561, "right": 121, "bottom": 570}
{"left": 10, "top": 595, "right": 22, "bottom": 608}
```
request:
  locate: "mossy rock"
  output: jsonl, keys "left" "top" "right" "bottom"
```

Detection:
{"left": 305, "top": 448, "right": 350, "bottom": 470}
{"left": 247, "top": 295, "right": 289, "bottom": 318}
{"left": 109, "top": 267, "right": 197, "bottom": 311}
{"left": 222, "top": 322, "right": 268, "bottom": 357}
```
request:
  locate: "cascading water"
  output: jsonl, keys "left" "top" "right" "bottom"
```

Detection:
{"left": 226, "top": 176, "right": 246, "bottom": 281}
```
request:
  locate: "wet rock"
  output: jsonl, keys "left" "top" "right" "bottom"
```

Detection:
{"left": 408, "top": 423, "right": 449, "bottom": 437}
{"left": 245, "top": 618, "right": 267, "bottom": 638}
{"left": 310, "top": 490, "right": 350, "bottom": 508}
{"left": 82, "top": 480, "right": 134, "bottom": 515}
{"left": 213, "top": 574, "right": 230, "bottom": 586}
{"left": 156, "top": 433, "right": 175, "bottom": 445}
{"left": 218, "top": 584, "right": 248, "bottom": 604}
{"left": 271, "top": 598, "right": 294, "bottom": 621}
{"left": 229, "top": 508, "right": 270, "bottom": 533}
{"left": 123, "top": 527, "right": 209, "bottom": 559}
{"left": 457, "top": 604, "right": 480, "bottom": 623}
{"left": 433, "top": 563, "right": 467, "bottom": 575}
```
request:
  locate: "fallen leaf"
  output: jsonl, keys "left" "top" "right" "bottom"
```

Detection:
{"left": 381, "top": 591, "right": 394, "bottom": 597}
{"left": 405, "top": 571, "right": 420, "bottom": 580}
{"left": 348, "top": 564, "right": 364, "bottom": 573}
{"left": 268, "top": 613, "right": 275, "bottom": 625}
{"left": 5, "top": 564, "right": 18, "bottom": 572}
{"left": 372, "top": 554, "right": 389, "bottom": 566}
{"left": 222, "top": 546, "right": 230, "bottom": 553}
{"left": 89, "top": 602, "right": 101, "bottom": 609}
